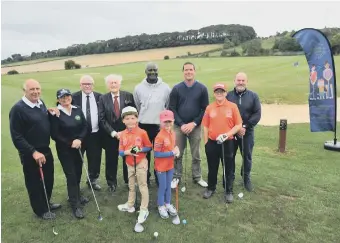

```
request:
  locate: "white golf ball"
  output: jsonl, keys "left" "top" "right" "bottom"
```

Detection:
{"left": 181, "top": 187, "right": 186, "bottom": 192}
{"left": 154, "top": 232, "right": 159, "bottom": 237}
{"left": 238, "top": 192, "right": 244, "bottom": 198}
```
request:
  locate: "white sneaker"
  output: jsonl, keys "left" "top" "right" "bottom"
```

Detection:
{"left": 158, "top": 206, "right": 169, "bottom": 219}
{"left": 196, "top": 179, "right": 208, "bottom": 188}
{"left": 117, "top": 203, "right": 135, "bottom": 213}
{"left": 165, "top": 204, "right": 177, "bottom": 216}
{"left": 137, "top": 209, "right": 149, "bottom": 224}
{"left": 171, "top": 178, "right": 179, "bottom": 189}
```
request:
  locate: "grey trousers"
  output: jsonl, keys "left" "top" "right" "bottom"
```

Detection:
{"left": 173, "top": 125, "right": 203, "bottom": 182}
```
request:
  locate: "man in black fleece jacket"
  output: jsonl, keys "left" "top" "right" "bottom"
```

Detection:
{"left": 9, "top": 79, "right": 61, "bottom": 220}
{"left": 169, "top": 62, "right": 209, "bottom": 188}
{"left": 226, "top": 72, "right": 261, "bottom": 191}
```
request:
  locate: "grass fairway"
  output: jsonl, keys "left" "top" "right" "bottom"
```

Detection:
{"left": 2, "top": 57, "right": 340, "bottom": 242}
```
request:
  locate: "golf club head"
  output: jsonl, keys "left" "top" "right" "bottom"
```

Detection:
{"left": 134, "top": 222, "right": 144, "bottom": 233}
{"left": 52, "top": 228, "right": 58, "bottom": 235}
{"left": 98, "top": 214, "right": 103, "bottom": 221}
{"left": 181, "top": 186, "right": 186, "bottom": 193}
{"left": 172, "top": 215, "right": 180, "bottom": 225}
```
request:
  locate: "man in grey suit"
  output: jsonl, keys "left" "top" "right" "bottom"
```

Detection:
{"left": 98, "top": 74, "right": 136, "bottom": 193}
{"left": 72, "top": 75, "right": 103, "bottom": 191}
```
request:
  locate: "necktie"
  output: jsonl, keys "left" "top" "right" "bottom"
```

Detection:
{"left": 114, "top": 96, "right": 120, "bottom": 118}
{"left": 86, "top": 95, "right": 92, "bottom": 131}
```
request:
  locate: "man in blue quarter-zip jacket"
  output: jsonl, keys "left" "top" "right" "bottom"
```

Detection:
{"left": 226, "top": 72, "right": 261, "bottom": 192}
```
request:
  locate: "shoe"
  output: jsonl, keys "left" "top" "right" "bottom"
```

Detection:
{"left": 108, "top": 185, "right": 116, "bottom": 193}
{"left": 87, "top": 181, "right": 101, "bottom": 191}
{"left": 41, "top": 211, "right": 56, "bottom": 220}
{"left": 165, "top": 204, "right": 177, "bottom": 217}
{"left": 244, "top": 179, "right": 253, "bottom": 192}
{"left": 80, "top": 196, "right": 90, "bottom": 205}
{"left": 137, "top": 209, "right": 149, "bottom": 224}
{"left": 117, "top": 203, "right": 135, "bottom": 213}
{"left": 171, "top": 178, "right": 180, "bottom": 189}
{"left": 72, "top": 208, "right": 84, "bottom": 219}
{"left": 225, "top": 193, "right": 234, "bottom": 203}
{"left": 49, "top": 202, "right": 62, "bottom": 210}
{"left": 203, "top": 189, "right": 215, "bottom": 199}
{"left": 195, "top": 179, "right": 208, "bottom": 188}
{"left": 158, "top": 206, "right": 169, "bottom": 219}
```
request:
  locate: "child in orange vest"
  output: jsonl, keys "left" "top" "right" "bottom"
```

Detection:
{"left": 154, "top": 110, "right": 180, "bottom": 219}
{"left": 117, "top": 106, "right": 152, "bottom": 224}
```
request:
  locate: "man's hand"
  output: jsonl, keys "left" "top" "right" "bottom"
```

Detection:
{"left": 216, "top": 133, "right": 228, "bottom": 144}
{"left": 237, "top": 127, "right": 246, "bottom": 137}
{"left": 181, "top": 122, "right": 196, "bottom": 134}
{"left": 71, "top": 139, "right": 82, "bottom": 149}
{"left": 33, "top": 151, "right": 46, "bottom": 165}
{"left": 47, "top": 108, "right": 60, "bottom": 117}
{"left": 180, "top": 124, "right": 189, "bottom": 134}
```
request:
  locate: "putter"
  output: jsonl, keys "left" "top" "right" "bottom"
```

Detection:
{"left": 181, "top": 137, "right": 188, "bottom": 193}
{"left": 221, "top": 142, "right": 228, "bottom": 206}
{"left": 39, "top": 165, "right": 58, "bottom": 235}
{"left": 78, "top": 149, "right": 103, "bottom": 221}
{"left": 241, "top": 135, "right": 245, "bottom": 188}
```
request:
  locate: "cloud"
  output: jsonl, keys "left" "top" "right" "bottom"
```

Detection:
{"left": 2, "top": 1, "right": 339, "bottom": 59}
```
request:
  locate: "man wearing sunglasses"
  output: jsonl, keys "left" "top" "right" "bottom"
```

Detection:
{"left": 72, "top": 75, "right": 103, "bottom": 191}
{"left": 133, "top": 62, "right": 171, "bottom": 187}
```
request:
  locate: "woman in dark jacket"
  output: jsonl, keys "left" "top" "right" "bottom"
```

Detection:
{"left": 50, "top": 88, "right": 88, "bottom": 219}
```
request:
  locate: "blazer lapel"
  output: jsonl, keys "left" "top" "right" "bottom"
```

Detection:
{"left": 79, "top": 92, "right": 83, "bottom": 109}
{"left": 119, "top": 91, "right": 125, "bottom": 113}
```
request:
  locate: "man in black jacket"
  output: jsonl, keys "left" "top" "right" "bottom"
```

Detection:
{"left": 226, "top": 72, "right": 261, "bottom": 191}
{"left": 9, "top": 79, "right": 61, "bottom": 220}
{"left": 72, "top": 75, "right": 103, "bottom": 191}
{"left": 99, "top": 74, "right": 135, "bottom": 193}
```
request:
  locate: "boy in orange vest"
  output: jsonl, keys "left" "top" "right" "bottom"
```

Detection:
{"left": 154, "top": 110, "right": 180, "bottom": 219}
{"left": 117, "top": 106, "right": 152, "bottom": 224}
{"left": 202, "top": 83, "right": 242, "bottom": 203}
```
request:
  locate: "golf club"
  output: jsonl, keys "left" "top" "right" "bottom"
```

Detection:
{"left": 78, "top": 149, "right": 103, "bottom": 221}
{"left": 181, "top": 136, "right": 188, "bottom": 193}
{"left": 39, "top": 165, "right": 58, "bottom": 235}
{"left": 221, "top": 142, "right": 228, "bottom": 206}
{"left": 241, "top": 125, "right": 246, "bottom": 189}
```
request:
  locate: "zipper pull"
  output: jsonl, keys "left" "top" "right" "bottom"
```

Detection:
{"left": 239, "top": 95, "right": 242, "bottom": 105}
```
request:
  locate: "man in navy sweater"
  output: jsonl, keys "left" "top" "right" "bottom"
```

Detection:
{"left": 226, "top": 72, "right": 261, "bottom": 191}
{"left": 169, "top": 62, "right": 209, "bottom": 188}
{"left": 9, "top": 79, "right": 61, "bottom": 220}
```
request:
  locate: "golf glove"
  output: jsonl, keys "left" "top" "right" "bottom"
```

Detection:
{"left": 216, "top": 133, "right": 228, "bottom": 144}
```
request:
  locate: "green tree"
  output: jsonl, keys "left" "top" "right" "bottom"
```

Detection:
{"left": 223, "top": 38, "right": 234, "bottom": 49}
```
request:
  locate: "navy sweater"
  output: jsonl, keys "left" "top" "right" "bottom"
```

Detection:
{"left": 9, "top": 100, "right": 51, "bottom": 157}
{"left": 169, "top": 81, "right": 209, "bottom": 127}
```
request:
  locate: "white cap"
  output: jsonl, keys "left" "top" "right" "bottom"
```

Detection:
{"left": 121, "top": 106, "right": 138, "bottom": 117}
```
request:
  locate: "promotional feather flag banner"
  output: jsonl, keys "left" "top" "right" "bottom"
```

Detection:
{"left": 292, "top": 28, "right": 337, "bottom": 134}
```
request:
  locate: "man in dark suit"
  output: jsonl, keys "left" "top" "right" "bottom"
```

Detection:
{"left": 99, "top": 74, "right": 136, "bottom": 193}
{"left": 72, "top": 75, "right": 103, "bottom": 191}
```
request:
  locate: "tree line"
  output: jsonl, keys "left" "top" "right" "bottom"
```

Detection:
{"left": 1, "top": 24, "right": 256, "bottom": 65}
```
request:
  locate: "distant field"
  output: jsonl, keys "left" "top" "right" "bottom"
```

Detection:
{"left": 1, "top": 57, "right": 67, "bottom": 68}
{"left": 1, "top": 44, "right": 222, "bottom": 74}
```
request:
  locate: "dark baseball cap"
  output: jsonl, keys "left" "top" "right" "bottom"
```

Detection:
{"left": 56, "top": 88, "right": 72, "bottom": 99}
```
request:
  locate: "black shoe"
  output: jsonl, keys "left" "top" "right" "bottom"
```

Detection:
{"left": 80, "top": 196, "right": 90, "bottom": 205}
{"left": 87, "top": 180, "right": 101, "bottom": 191}
{"left": 108, "top": 185, "right": 116, "bottom": 193}
{"left": 49, "top": 202, "right": 62, "bottom": 211}
{"left": 244, "top": 179, "right": 253, "bottom": 192}
{"left": 41, "top": 211, "right": 56, "bottom": 220}
{"left": 203, "top": 189, "right": 215, "bottom": 199}
{"left": 72, "top": 208, "right": 84, "bottom": 219}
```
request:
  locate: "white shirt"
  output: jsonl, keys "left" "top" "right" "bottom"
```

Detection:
{"left": 22, "top": 96, "right": 43, "bottom": 108}
{"left": 81, "top": 91, "right": 99, "bottom": 133}
{"left": 57, "top": 104, "right": 77, "bottom": 116}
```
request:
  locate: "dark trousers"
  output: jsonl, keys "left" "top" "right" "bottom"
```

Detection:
{"left": 205, "top": 139, "right": 234, "bottom": 193}
{"left": 104, "top": 136, "right": 128, "bottom": 186}
{"left": 81, "top": 131, "right": 102, "bottom": 183}
{"left": 233, "top": 131, "right": 254, "bottom": 181}
{"left": 138, "top": 123, "right": 160, "bottom": 185}
{"left": 21, "top": 148, "right": 54, "bottom": 217}
{"left": 56, "top": 145, "right": 83, "bottom": 209}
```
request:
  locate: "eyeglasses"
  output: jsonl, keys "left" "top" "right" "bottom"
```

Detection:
{"left": 81, "top": 83, "right": 93, "bottom": 86}
{"left": 147, "top": 69, "right": 157, "bottom": 72}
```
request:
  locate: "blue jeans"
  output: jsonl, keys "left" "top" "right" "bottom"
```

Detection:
{"left": 156, "top": 169, "right": 174, "bottom": 206}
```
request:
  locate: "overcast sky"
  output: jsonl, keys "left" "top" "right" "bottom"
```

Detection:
{"left": 1, "top": 0, "right": 340, "bottom": 59}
